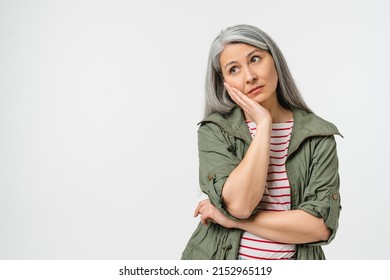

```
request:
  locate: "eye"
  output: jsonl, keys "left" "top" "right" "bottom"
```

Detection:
{"left": 251, "top": 56, "right": 261, "bottom": 63}
{"left": 229, "top": 66, "right": 239, "bottom": 74}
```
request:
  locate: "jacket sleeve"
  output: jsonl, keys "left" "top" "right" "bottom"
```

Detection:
{"left": 298, "top": 135, "right": 341, "bottom": 245}
{"left": 197, "top": 123, "right": 242, "bottom": 219}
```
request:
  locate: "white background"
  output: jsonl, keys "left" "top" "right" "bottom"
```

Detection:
{"left": 0, "top": 0, "right": 389, "bottom": 260}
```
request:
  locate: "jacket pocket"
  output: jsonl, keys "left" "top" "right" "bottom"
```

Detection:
{"left": 181, "top": 223, "right": 219, "bottom": 260}
{"left": 181, "top": 223, "right": 237, "bottom": 260}
{"left": 219, "top": 243, "right": 233, "bottom": 260}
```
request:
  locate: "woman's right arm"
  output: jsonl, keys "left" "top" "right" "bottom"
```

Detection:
{"left": 221, "top": 83, "right": 272, "bottom": 219}
{"left": 198, "top": 119, "right": 270, "bottom": 219}
{"left": 221, "top": 122, "right": 270, "bottom": 219}
{"left": 198, "top": 84, "right": 271, "bottom": 219}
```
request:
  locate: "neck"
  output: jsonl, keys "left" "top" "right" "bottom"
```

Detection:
{"left": 267, "top": 104, "right": 293, "bottom": 123}
{"left": 258, "top": 95, "right": 293, "bottom": 123}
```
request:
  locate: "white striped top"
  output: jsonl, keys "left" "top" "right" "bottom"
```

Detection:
{"left": 238, "top": 120, "right": 296, "bottom": 260}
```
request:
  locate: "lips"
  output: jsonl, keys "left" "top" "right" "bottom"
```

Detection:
{"left": 247, "top": 85, "right": 264, "bottom": 95}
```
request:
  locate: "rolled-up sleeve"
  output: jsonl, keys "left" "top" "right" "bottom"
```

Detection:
{"left": 298, "top": 135, "right": 341, "bottom": 245}
{"left": 197, "top": 123, "right": 241, "bottom": 219}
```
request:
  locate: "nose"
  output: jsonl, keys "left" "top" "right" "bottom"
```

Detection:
{"left": 245, "top": 68, "right": 257, "bottom": 84}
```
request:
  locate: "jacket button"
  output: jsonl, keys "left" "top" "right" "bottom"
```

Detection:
{"left": 222, "top": 244, "right": 232, "bottom": 250}
{"left": 208, "top": 174, "right": 213, "bottom": 181}
{"left": 332, "top": 193, "right": 338, "bottom": 200}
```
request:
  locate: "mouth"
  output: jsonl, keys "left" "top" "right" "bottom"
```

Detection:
{"left": 247, "top": 85, "right": 264, "bottom": 95}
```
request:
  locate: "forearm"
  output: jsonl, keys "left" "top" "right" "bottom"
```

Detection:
{"left": 222, "top": 123, "right": 271, "bottom": 219}
{"left": 229, "top": 210, "right": 331, "bottom": 244}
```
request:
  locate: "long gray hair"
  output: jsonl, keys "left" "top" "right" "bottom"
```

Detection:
{"left": 204, "top": 24, "right": 312, "bottom": 118}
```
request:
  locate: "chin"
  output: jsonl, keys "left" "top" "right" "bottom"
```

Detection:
{"left": 252, "top": 95, "right": 266, "bottom": 104}
{"left": 253, "top": 92, "right": 276, "bottom": 106}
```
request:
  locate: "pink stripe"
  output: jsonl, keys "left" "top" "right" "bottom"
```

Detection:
{"left": 256, "top": 208, "right": 286, "bottom": 212}
{"left": 267, "top": 170, "right": 286, "bottom": 174}
{"left": 271, "top": 140, "right": 290, "bottom": 145}
{"left": 271, "top": 133, "right": 291, "bottom": 138}
{"left": 262, "top": 194, "right": 291, "bottom": 199}
{"left": 267, "top": 178, "right": 288, "bottom": 182}
{"left": 238, "top": 253, "right": 291, "bottom": 260}
{"left": 260, "top": 201, "right": 291, "bottom": 205}
{"left": 270, "top": 154, "right": 287, "bottom": 160}
{"left": 272, "top": 126, "right": 293, "bottom": 131}
{"left": 241, "top": 236, "right": 289, "bottom": 244}
{"left": 267, "top": 186, "right": 290, "bottom": 190}
{"left": 271, "top": 147, "right": 288, "bottom": 152}
{"left": 240, "top": 245, "right": 295, "bottom": 253}
{"left": 266, "top": 194, "right": 291, "bottom": 198}
{"left": 269, "top": 163, "right": 285, "bottom": 167}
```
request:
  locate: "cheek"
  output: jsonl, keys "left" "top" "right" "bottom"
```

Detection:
{"left": 268, "top": 67, "right": 279, "bottom": 88}
{"left": 273, "top": 73, "right": 279, "bottom": 87}
{"left": 224, "top": 76, "right": 244, "bottom": 91}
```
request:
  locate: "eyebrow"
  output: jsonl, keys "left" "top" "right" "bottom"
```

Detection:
{"left": 224, "top": 49, "right": 262, "bottom": 70}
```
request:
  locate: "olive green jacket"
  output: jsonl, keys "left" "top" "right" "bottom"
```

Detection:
{"left": 182, "top": 106, "right": 342, "bottom": 260}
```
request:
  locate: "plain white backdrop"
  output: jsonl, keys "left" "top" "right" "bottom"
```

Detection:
{"left": 1, "top": 0, "right": 389, "bottom": 260}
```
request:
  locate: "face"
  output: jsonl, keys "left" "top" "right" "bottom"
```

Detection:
{"left": 219, "top": 43, "right": 279, "bottom": 105}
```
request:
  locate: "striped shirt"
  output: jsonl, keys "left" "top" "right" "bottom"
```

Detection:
{"left": 238, "top": 120, "right": 296, "bottom": 260}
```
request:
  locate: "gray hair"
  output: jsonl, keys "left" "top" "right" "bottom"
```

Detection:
{"left": 204, "top": 24, "right": 312, "bottom": 118}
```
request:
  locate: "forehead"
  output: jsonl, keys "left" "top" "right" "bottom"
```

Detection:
{"left": 220, "top": 43, "right": 264, "bottom": 64}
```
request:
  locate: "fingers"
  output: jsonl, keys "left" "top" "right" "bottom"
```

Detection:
{"left": 194, "top": 198, "right": 209, "bottom": 218}
{"left": 193, "top": 199, "right": 215, "bottom": 226}
{"left": 193, "top": 202, "right": 201, "bottom": 217}
{"left": 224, "top": 82, "right": 271, "bottom": 125}
{"left": 224, "top": 82, "right": 254, "bottom": 112}
{"left": 198, "top": 202, "right": 209, "bottom": 225}
{"left": 224, "top": 83, "right": 244, "bottom": 106}
{"left": 224, "top": 83, "right": 245, "bottom": 102}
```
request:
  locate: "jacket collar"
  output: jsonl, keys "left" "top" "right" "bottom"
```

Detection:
{"left": 199, "top": 106, "right": 342, "bottom": 156}
{"left": 289, "top": 108, "right": 342, "bottom": 156}
{"left": 199, "top": 106, "right": 253, "bottom": 145}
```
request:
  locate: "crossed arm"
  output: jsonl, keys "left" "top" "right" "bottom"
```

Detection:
{"left": 195, "top": 199, "right": 331, "bottom": 244}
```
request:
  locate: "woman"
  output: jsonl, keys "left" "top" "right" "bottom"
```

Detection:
{"left": 181, "top": 24, "right": 342, "bottom": 260}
